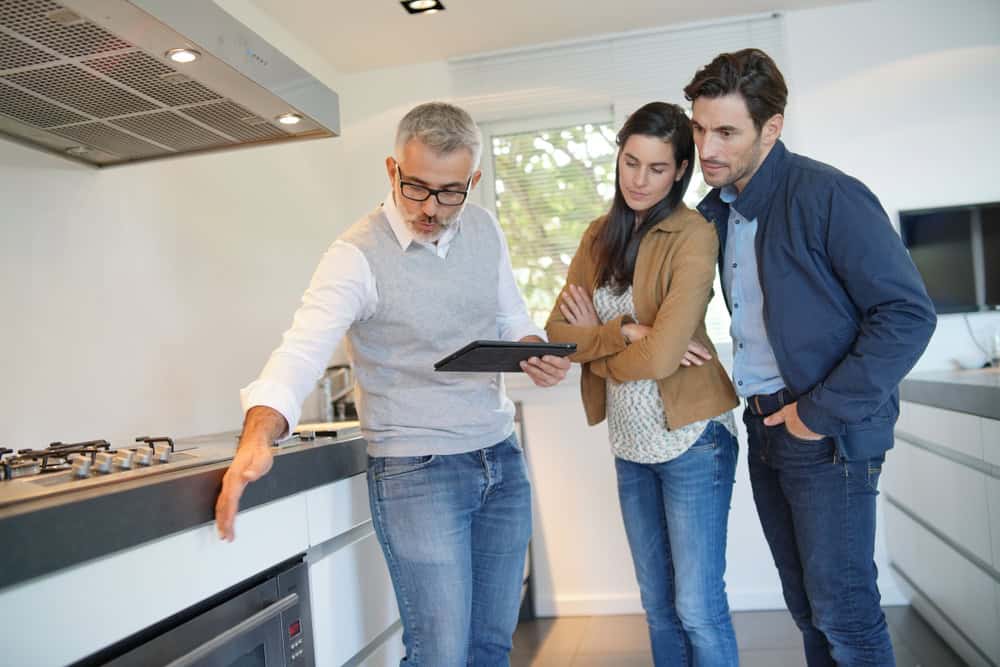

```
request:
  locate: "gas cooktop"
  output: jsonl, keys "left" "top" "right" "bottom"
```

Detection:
{"left": 0, "top": 433, "right": 237, "bottom": 509}
{"left": 0, "top": 422, "right": 362, "bottom": 510}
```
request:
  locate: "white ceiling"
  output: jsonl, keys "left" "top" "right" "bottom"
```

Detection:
{"left": 248, "top": 0, "right": 855, "bottom": 73}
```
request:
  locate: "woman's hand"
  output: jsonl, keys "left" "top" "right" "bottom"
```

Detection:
{"left": 559, "top": 284, "right": 600, "bottom": 327}
{"left": 622, "top": 323, "right": 652, "bottom": 343}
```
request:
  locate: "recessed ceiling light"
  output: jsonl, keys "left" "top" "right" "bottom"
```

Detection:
{"left": 400, "top": 0, "right": 445, "bottom": 15}
{"left": 277, "top": 113, "right": 303, "bottom": 125}
{"left": 165, "top": 48, "right": 200, "bottom": 64}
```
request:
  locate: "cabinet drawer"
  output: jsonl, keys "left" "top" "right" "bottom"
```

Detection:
{"left": 305, "top": 473, "right": 371, "bottom": 545}
{"left": 887, "top": 438, "right": 993, "bottom": 565}
{"left": 308, "top": 529, "right": 399, "bottom": 666}
{"left": 898, "top": 402, "right": 984, "bottom": 461}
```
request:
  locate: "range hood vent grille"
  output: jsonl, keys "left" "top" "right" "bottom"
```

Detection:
{"left": 0, "top": 0, "right": 340, "bottom": 166}
{"left": 2, "top": 1, "right": 129, "bottom": 58}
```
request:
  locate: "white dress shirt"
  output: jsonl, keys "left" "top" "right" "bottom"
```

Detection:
{"left": 240, "top": 193, "right": 544, "bottom": 432}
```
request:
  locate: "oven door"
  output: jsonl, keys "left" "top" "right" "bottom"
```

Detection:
{"left": 103, "top": 560, "right": 313, "bottom": 667}
{"left": 165, "top": 591, "right": 298, "bottom": 667}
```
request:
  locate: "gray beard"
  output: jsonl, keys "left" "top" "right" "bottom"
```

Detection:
{"left": 404, "top": 206, "right": 463, "bottom": 242}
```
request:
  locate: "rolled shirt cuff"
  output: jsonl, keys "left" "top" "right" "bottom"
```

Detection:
{"left": 239, "top": 380, "right": 299, "bottom": 437}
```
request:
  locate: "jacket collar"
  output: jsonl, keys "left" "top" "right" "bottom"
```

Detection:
{"left": 651, "top": 202, "right": 692, "bottom": 232}
{"left": 697, "top": 139, "right": 790, "bottom": 223}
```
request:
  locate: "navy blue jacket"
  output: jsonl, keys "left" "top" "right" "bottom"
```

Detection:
{"left": 697, "top": 140, "right": 936, "bottom": 460}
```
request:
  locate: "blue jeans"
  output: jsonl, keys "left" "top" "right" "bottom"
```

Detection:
{"left": 745, "top": 409, "right": 895, "bottom": 666}
{"left": 614, "top": 420, "right": 739, "bottom": 667}
{"left": 367, "top": 433, "right": 531, "bottom": 667}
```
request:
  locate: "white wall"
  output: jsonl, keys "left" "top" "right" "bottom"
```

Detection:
{"left": 0, "top": 129, "right": 348, "bottom": 445}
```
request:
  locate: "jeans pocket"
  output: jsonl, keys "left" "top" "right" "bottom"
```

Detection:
{"left": 687, "top": 422, "right": 718, "bottom": 451}
{"left": 768, "top": 424, "right": 834, "bottom": 466}
{"left": 781, "top": 423, "right": 827, "bottom": 446}
{"left": 865, "top": 461, "right": 883, "bottom": 493}
{"left": 375, "top": 454, "right": 436, "bottom": 481}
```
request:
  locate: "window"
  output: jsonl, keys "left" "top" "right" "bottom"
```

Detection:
{"left": 482, "top": 115, "right": 617, "bottom": 327}
{"left": 481, "top": 114, "right": 731, "bottom": 342}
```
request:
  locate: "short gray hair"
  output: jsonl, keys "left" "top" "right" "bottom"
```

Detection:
{"left": 394, "top": 102, "right": 482, "bottom": 168}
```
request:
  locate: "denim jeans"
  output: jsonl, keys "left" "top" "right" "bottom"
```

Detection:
{"left": 614, "top": 420, "right": 739, "bottom": 667}
{"left": 744, "top": 409, "right": 895, "bottom": 666}
{"left": 367, "top": 433, "right": 531, "bottom": 667}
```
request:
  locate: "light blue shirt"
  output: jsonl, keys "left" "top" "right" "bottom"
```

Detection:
{"left": 720, "top": 185, "right": 785, "bottom": 397}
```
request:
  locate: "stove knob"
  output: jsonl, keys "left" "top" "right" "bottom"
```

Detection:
{"left": 112, "top": 450, "right": 135, "bottom": 470}
{"left": 68, "top": 454, "right": 92, "bottom": 478}
{"left": 153, "top": 443, "right": 172, "bottom": 463}
{"left": 93, "top": 452, "right": 113, "bottom": 474}
{"left": 133, "top": 448, "right": 153, "bottom": 466}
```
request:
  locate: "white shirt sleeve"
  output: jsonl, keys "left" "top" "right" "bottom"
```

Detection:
{"left": 492, "top": 214, "right": 547, "bottom": 342}
{"left": 239, "top": 241, "right": 376, "bottom": 433}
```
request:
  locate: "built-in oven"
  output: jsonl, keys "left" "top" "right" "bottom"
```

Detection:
{"left": 78, "top": 557, "right": 314, "bottom": 667}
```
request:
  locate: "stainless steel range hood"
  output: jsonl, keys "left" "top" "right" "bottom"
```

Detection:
{"left": 0, "top": 0, "right": 340, "bottom": 166}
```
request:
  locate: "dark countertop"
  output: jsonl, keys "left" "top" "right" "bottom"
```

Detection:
{"left": 0, "top": 434, "right": 367, "bottom": 591}
{"left": 900, "top": 368, "right": 1000, "bottom": 421}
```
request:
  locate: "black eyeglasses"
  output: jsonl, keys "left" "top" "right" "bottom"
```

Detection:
{"left": 395, "top": 163, "right": 472, "bottom": 206}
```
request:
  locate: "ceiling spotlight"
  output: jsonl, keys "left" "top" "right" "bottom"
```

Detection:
{"left": 165, "top": 48, "right": 200, "bottom": 64}
{"left": 277, "top": 112, "right": 303, "bottom": 125}
{"left": 400, "top": 0, "right": 445, "bottom": 14}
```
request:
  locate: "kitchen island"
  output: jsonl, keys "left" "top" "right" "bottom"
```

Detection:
{"left": 884, "top": 368, "right": 1000, "bottom": 667}
{"left": 0, "top": 431, "right": 404, "bottom": 666}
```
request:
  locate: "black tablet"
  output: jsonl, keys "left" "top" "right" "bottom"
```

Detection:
{"left": 434, "top": 340, "right": 576, "bottom": 372}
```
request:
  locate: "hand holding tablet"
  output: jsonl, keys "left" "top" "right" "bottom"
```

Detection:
{"left": 434, "top": 340, "right": 576, "bottom": 373}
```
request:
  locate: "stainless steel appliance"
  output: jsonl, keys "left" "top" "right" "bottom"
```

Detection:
{"left": 0, "top": 433, "right": 231, "bottom": 508}
{"left": 91, "top": 558, "right": 315, "bottom": 667}
{"left": 0, "top": 0, "right": 340, "bottom": 166}
{"left": 0, "top": 427, "right": 356, "bottom": 509}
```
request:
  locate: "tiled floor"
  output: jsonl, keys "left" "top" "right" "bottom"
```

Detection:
{"left": 511, "top": 606, "right": 968, "bottom": 666}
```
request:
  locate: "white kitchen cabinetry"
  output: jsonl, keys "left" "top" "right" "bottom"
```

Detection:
{"left": 0, "top": 474, "right": 403, "bottom": 667}
{"left": 886, "top": 400, "right": 1000, "bottom": 667}
{"left": 305, "top": 475, "right": 402, "bottom": 666}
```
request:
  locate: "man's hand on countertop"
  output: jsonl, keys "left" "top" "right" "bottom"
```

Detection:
{"left": 215, "top": 406, "right": 286, "bottom": 541}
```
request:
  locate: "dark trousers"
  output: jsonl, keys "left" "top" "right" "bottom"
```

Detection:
{"left": 744, "top": 407, "right": 895, "bottom": 667}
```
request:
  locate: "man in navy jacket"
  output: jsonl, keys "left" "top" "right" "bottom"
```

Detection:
{"left": 685, "top": 49, "right": 935, "bottom": 666}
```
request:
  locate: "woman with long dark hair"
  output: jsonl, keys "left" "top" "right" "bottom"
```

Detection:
{"left": 546, "top": 102, "right": 740, "bottom": 666}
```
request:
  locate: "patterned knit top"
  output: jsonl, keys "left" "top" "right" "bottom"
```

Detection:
{"left": 593, "top": 283, "right": 736, "bottom": 464}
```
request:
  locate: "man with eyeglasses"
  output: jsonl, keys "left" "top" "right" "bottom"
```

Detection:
{"left": 215, "top": 102, "right": 570, "bottom": 666}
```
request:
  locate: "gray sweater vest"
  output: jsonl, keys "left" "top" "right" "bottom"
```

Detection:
{"left": 342, "top": 205, "right": 515, "bottom": 457}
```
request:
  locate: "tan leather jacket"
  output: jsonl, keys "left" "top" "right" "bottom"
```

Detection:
{"left": 546, "top": 203, "right": 738, "bottom": 429}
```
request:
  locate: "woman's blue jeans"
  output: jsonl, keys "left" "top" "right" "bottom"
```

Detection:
{"left": 614, "top": 420, "right": 739, "bottom": 667}
{"left": 367, "top": 433, "right": 531, "bottom": 667}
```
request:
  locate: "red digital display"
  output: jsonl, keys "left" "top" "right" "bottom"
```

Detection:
{"left": 288, "top": 619, "right": 301, "bottom": 638}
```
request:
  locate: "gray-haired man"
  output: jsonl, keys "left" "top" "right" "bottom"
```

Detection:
{"left": 215, "top": 102, "right": 570, "bottom": 665}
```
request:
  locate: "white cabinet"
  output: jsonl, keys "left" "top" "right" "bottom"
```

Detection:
{"left": 309, "top": 527, "right": 400, "bottom": 666}
{"left": 889, "top": 435, "right": 992, "bottom": 564}
{"left": 305, "top": 475, "right": 402, "bottom": 667}
{"left": 0, "top": 493, "right": 311, "bottom": 667}
{"left": 887, "top": 401, "right": 1000, "bottom": 666}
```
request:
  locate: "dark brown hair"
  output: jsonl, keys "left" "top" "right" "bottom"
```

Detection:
{"left": 683, "top": 48, "right": 788, "bottom": 131}
{"left": 593, "top": 102, "right": 694, "bottom": 292}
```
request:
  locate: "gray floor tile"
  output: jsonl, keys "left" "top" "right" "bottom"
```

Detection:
{"left": 512, "top": 616, "right": 590, "bottom": 658}
{"left": 884, "top": 605, "right": 968, "bottom": 667}
{"left": 575, "top": 615, "right": 651, "bottom": 655}
{"left": 571, "top": 653, "right": 653, "bottom": 666}
{"left": 738, "top": 648, "right": 807, "bottom": 667}
{"left": 514, "top": 607, "right": 965, "bottom": 667}
{"left": 732, "top": 609, "right": 803, "bottom": 650}
{"left": 510, "top": 652, "right": 574, "bottom": 667}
